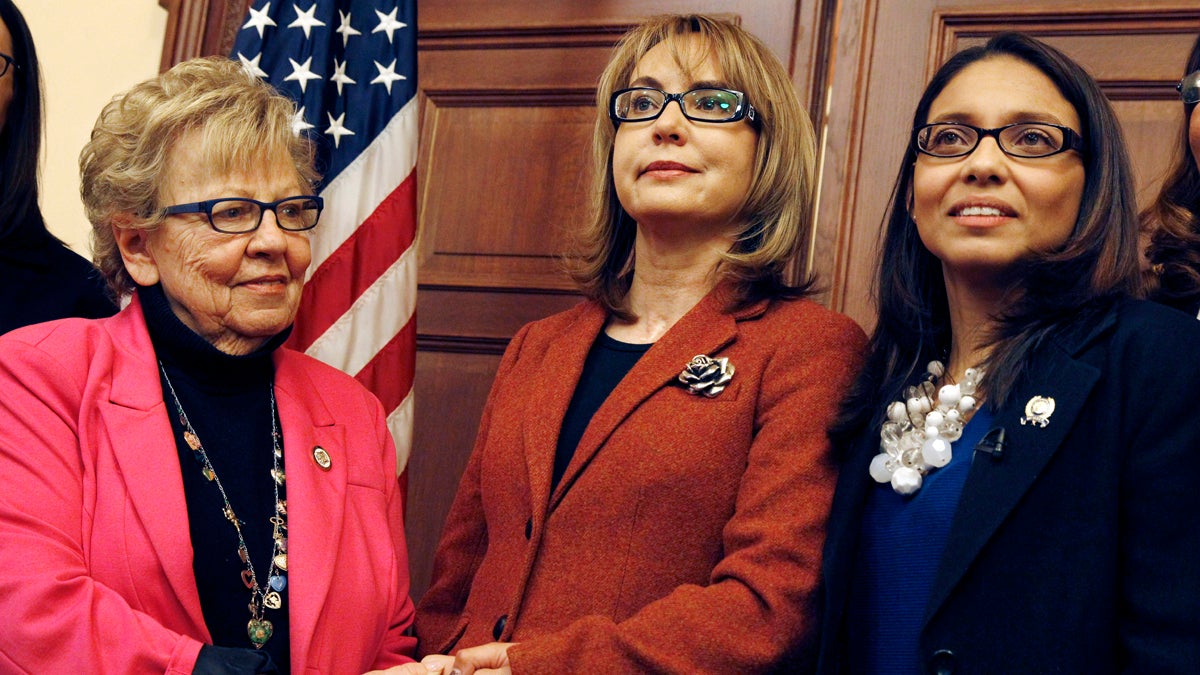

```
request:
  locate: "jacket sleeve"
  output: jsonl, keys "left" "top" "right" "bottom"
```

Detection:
{"left": 1116, "top": 317, "right": 1200, "bottom": 670}
{"left": 504, "top": 314, "right": 867, "bottom": 674}
{"left": 0, "top": 336, "right": 204, "bottom": 674}
{"left": 368, "top": 385, "right": 421, "bottom": 669}
{"left": 414, "top": 323, "right": 533, "bottom": 657}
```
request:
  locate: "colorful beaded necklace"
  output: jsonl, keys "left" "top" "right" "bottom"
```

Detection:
{"left": 160, "top": 363, "right": 288, "bottom": 648}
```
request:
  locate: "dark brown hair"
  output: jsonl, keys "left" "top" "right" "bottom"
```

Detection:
{"left": 1143, "top": 34, "right": 1200, "bottom": 314}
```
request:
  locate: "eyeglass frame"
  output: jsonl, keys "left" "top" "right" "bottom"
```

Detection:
{"left": 1177, "top": 70, "right": 1200, "bottom": 105}
{"left": 912, "top": 121, "right": 1085, "bottom": 159}
{"left": 161, "top": 195, "right": 324, "bottom": 234}
{"left": 609, "top": 86, "right": 759, "bottom": 127}
{"left": 0, "top": 53, "right": 17, "bottom": 78}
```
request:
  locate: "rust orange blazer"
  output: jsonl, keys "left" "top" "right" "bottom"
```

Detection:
{"left": 415, "top": 285, "right": 866, "bottom": 673}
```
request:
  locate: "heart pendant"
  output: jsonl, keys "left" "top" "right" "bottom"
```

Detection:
{"left": 263, "top": 591, "right": 282, "bottom": 609}
{"left": 240, "top": 569, "right": 254, "bottom": 589}
{"left": 247, "top": 618, "right": 274, "bottom": 646}
{"left": 273, "top": 553, "right": 288, "bottom": 571}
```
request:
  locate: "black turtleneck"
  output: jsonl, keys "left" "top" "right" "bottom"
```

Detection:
{"left": 141, "top": 284, "right": 291, "bottom": 673}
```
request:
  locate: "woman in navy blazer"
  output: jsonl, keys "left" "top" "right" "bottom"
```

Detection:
{"left": 818, "top": 33, "right": 1200, "bottom": 673}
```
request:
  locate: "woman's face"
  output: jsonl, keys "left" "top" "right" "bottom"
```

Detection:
{"left": 117, "top": 128, "right": 312, "bottom": 355}
{"left": 911, "top": 55, "right": 1085, "bottom": 284}
{"left": 611, "top": 35, "right": 759, "bottom": 235}
{"left": 0, "top": 17, "right": 15, "bottom": 133}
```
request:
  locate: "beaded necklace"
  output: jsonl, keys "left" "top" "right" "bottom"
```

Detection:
{"left": 869, "top": 360, "right": 984, "bottom": 495}
{"left": 159, "top": 363, "right": 288, "bottom": 649}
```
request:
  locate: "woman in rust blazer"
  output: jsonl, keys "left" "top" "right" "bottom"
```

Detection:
{"left": 414, "top": 15, "right": 866, "bottom": 674}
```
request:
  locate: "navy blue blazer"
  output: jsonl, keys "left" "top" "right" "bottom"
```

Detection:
{"left": 818, "top": 298, "right": 1200, "bottom": 674}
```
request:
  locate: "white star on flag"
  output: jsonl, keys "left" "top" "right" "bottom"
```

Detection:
{"left": 324, "top": 111, "right": 355, "bottom": 148}
{"left": 336, "top": 10, "right": 361, "bottom": 47}
{"left": 331, "top": 58, "right": 356, "bottom": 95}
{"left": 292, "top": 106, "right": 315, "bottom": 135}
{"left": 237, "top": 52, "right": 268, "bottom": 78}
{"left": 370, "top": 59, "right": 406, "bottom": 94}
{"left": 284, "top": 56, "right": 321, "bottom": 93}
{"left": 372, "top": 7, "right": 407, "bottom": 43}
{"left": 242, "top": 2, "right": 277, "bottom": 38}
{"left": 288, "top": 3, "right": 327, "bottom": 38}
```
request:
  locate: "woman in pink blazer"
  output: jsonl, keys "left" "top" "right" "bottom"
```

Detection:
{"left": 414, "top": 15, "right": 866, "bottom": 674}
{"left": 0, "top": 57, "right": 424, "bottom": 674}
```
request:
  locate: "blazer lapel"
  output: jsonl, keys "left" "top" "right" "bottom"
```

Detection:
{"left": 548, "top": 286, "right": 756, "bottom": 510}
{"left": 521, "top": 304, "right": 607, "bottom": 518}
{"left": 925, "top": 314, "right": 1111, "bottom": 622}
{"left": 102, "top": 298, "right": 208, "bottom": 637}
{"left": 820, "top": 433, "right": 879, "bottom": 645}
{"left": 272, "top": 359, "right": 348, "bottom": 669}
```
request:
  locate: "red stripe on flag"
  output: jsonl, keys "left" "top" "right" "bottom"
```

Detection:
{"left": 289, "top": 172, "right": 417, "bottom": 351}
{"left": 354, "top": 314, "right": 417, "bottom": 413}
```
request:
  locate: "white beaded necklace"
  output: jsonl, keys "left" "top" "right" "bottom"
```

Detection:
{"left": 869, "top": 360, "right": 984, "bottom": 495}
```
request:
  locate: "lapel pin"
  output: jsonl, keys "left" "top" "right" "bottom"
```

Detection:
{"left": 1020, "top": 396, "right": 1055, "bottom": 427}
{"left": 678, "top": 354, "right": 735, "bottom": 398}
{"left": 312, "top": 445, "right": 332, "bottom": 470}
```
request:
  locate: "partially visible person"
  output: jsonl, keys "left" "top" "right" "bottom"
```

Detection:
{"left": 818, "top": 33, "right": 1200, "bottom": 673}
{"left": 0, "top": 57, "right": 429, "bottom": 674}
{"left": 413, "top": 14, "right": 866, "bottom": 675}
{"left": 0, "top": 0, "right": 116, "bottom": 335}
{"left": 1144, "top": 34, "right": 1200, "bottom": 318}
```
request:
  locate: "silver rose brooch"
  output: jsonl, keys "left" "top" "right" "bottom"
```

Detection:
{"left": 678, "top": 355, "right": 735, "bottom": 398}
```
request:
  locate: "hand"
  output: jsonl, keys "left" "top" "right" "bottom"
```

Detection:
{"left": 363, "top": 662, "right": 447, "bottom": 675}
{"left": 448, "top": 642, "right": 515, "bottom": 675}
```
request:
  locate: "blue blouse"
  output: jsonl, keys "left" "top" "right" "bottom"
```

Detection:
{"left": 846, "top": 407, "right": 995, "bottom": 673}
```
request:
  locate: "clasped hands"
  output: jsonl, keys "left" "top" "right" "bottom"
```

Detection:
{"left": 365, "top": 641, "right": 514, "bottom": 675}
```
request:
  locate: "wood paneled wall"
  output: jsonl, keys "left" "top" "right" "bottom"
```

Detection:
{"left": 166, "top": 0, "right": 1199, "bottom": 604}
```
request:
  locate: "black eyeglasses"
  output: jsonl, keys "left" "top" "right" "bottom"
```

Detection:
{"left": 0, "top": 53, "right": 16, "bottom": 78}
{"left": 162, "top": 195, "right": 323, "bottom": 234}
{"left": 610, "top": 87, "right": 758, "bottom": 126}
{"left": 1178, "top": 70, "right": 1200, "bottom": 105}
{"left": 913, "top": 122, "right": 1084, "bottom": 159}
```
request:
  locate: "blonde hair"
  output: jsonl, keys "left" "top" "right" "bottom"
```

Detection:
{"left": 80, "top": 56, "right": 319, "bottom": 296}
{"left": 574, "top": 14, "right": 818, "bottom": 317}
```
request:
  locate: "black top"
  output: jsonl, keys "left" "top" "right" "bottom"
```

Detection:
{"left": 0, "top": 230, "right": 117, "bottom": 335}
{"left": 141, "top": 283, "right": 290, "bottom": 673}
{"left": 553, "top": 331, "right": 651, "bottom": 490}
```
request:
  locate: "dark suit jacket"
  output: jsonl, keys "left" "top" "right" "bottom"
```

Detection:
{"left": 0, "top": 230, "right": 117, "bottom": 335}
{"left": 818, "top": 298, "right": 1200, "bottom": 674}
{"left": 415, "top": 284, "right": 866, "bottom": 673}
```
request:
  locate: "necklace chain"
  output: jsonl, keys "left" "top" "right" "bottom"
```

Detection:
{"left": 159, "top": 363, "right": 288, "bottom": 649}
{"left": 869, "top": 360, "right": 984, "bottom": 495}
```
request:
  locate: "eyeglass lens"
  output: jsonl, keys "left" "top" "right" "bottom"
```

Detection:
{"left": 1180, "top": 70, "right": 1200, "bottom": 105}
{"left": 210, "top": 198, "right": 320, "bottom": 233}
{"left": 614, "top": 88, "right": 743, "bottom": 122}
{"left": 917, "top": 123, "right": 1071, "bottom": 158}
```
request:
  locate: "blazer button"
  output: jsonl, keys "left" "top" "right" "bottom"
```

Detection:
{"left": 492, "top": 614, "right": 508, "bottom": 640}
{"left": 524, "top": 518, "right": 532, "bottom": 539}
{"left": 929, "top": 649, "right": 955, "bottom": 675}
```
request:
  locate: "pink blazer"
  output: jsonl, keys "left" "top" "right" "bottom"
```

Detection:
{"left": 415, "top": 286, "right": 867, "bottom": 672}
{"left": 0, "top": 296, "right": 416, "bottom": 674}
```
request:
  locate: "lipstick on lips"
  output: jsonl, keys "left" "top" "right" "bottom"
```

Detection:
{"left": 949, "top": 198, "right": 1016, "bottom": 227}
{"left": 642, "top": 160, "right": 698, "bottom": 176}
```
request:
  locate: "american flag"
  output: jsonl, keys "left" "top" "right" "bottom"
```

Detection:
{"left": 232, "top": 0, "right": 418, "bottom": 473}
